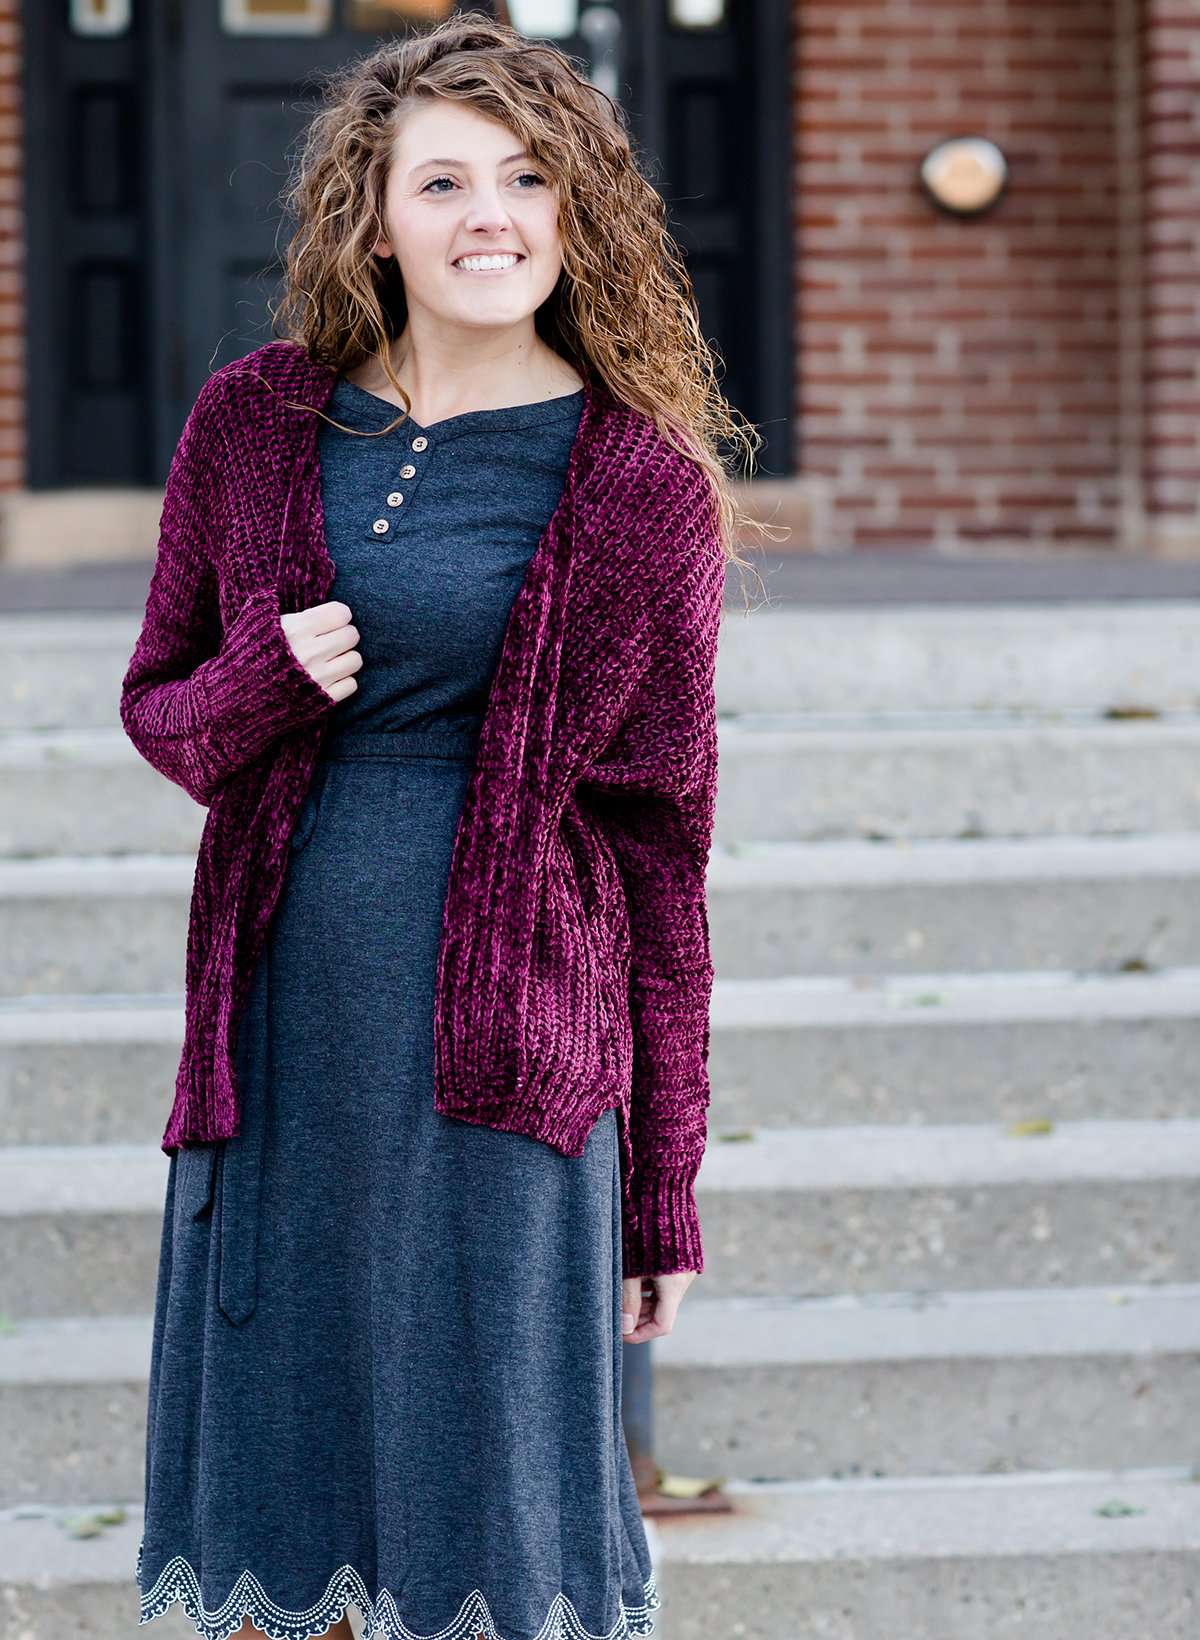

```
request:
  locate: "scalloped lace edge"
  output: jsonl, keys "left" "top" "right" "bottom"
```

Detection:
{"left": 136, "top": 1536, "right": 661, "bottom": 1640}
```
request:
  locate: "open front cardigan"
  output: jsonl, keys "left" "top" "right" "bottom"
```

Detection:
{"left": 119, "top": 338, "right": 725, "bottom": 1279}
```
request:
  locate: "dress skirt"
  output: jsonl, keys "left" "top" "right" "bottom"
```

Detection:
{"left": 135, "top": 379, "right": 660, "bottom": 1640}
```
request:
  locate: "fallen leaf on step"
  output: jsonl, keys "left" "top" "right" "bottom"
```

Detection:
{"left": 656, "top": 1471, "right": 726, "bottom": 1499}
{"left": 59, "top": 1509, "right": 126, "bottom": 1539}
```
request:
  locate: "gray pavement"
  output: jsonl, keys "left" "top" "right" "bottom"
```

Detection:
{"left": 4, "top": 547, "right": 1200, "bottom": 612}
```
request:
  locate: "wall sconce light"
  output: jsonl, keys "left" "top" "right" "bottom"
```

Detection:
{"left": 919, "top": 136, "right": 1008, "bottom": 218}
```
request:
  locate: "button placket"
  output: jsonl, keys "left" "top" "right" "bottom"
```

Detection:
{"left": 366, "top": 434, "right": 433, "bottom": 544}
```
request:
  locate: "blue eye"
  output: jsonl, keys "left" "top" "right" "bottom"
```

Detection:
{"left": 421, "top": 171, "right": 546, "bottom": 194}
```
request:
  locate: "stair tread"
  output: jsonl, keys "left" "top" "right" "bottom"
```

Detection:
{"left": 4, "top": 1283, "right": 1199, "bottom": 1382}
{"left": 3, "top": 1117, "right": 1199, "bottom": 1213}
{"left": 2, "top": 1467, "right": 1197, "bottom": 1583}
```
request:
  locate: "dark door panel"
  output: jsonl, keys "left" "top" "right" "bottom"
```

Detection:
{"left": 23, "top": 0, "right": 790, "bottom": 487}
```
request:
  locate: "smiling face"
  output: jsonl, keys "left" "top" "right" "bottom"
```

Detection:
{"left": 371, "top": 98, "right": 564, "bottom": 336}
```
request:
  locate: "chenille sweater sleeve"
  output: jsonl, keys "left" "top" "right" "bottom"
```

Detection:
{"left": 119, "top": 375, "right": 338, "bottom": 806}
{"left": 578, "top": 477, "right": 725, "bottom": 1279}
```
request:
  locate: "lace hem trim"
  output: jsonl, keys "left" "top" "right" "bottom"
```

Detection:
{"left": 136, "top": 1536, "right": 661, "bottom": 1640}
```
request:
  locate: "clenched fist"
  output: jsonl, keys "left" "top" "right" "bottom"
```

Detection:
{"left": 281, "top": 600, "right": 363, "bottom": 702}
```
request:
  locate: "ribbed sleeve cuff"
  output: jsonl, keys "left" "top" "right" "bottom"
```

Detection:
{"left": 198, "top": 587, "right": 337, "bottom": 765}
{"left": 621, "top": 1157, "right": 705, "bottom": 1278}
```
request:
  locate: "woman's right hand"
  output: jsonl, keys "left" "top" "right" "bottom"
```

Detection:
{"left": 280, "top": 600, "right": 362, "bottom": 702}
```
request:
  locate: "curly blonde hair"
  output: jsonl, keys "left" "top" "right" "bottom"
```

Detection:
{"left": 266, "top": 9, "right": 779, "bottom": 602}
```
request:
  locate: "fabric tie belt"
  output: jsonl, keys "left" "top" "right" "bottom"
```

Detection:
{"left": 321, "top": 724, "right": 482, "bottom": 763}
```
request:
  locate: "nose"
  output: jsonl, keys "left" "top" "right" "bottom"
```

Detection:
{"left": 462, "top": 188, "right": 512, "bottom": 234}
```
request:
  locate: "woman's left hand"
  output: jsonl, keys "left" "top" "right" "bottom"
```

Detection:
{"left": 621, "top": 1271, "right": 697, "bottom": 1343}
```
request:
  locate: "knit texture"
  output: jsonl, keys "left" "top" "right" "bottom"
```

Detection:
{"left": 119, "top": 339, "right": 725, "bottom": 1278}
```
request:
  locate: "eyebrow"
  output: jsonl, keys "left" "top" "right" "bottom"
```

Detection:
{"left": 409, "top": 152, "right": 532, "bottom": 176}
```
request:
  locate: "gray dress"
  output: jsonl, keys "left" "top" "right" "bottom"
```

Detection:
{"left": 135, "top": 376, "right": 660, "bottom": 1640}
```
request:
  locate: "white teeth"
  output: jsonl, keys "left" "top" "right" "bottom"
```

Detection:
{"left": 454, "top": 254, "right": 520, "bottom": 271}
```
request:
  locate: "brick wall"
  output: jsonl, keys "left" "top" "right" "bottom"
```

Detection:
{"left": 0, "top": 3, "right": 1192, "bottom": 560}
{"left": 794, "top": 0, "right": 1130, "bottom": 553}
{"left": 1139, "top": 0, "right": 1200, "bottom": 557}
{"left": 0, "top": 0, "right": 21, "bottom": 490}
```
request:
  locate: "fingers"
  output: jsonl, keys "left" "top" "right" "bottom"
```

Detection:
{"left": 621, "top": 1275, "right": 642, "bottom": 1336}
{"left": 280, "top": 601, "right": 363, "bottom": 700}
{"left": 620, "top": 1271, "right": 698, "bottom": 1343}
{"left": 290, "top": 599, "right": 355, "bottom": 634}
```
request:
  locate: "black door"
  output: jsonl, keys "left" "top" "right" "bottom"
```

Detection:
{"left": 23, "top": 0, "right": 790, "bottom": 488}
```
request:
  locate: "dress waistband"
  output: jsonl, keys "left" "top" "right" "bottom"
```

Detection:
{"left": 321, "top": 725, "right": 482, "bottom": 763}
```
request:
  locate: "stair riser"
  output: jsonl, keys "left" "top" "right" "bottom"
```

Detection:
{"left": 695, "top": 1178, "right": 1198, "bottom": 1296}
{"left": 5, "top": 872, "right": 1199, "bottom": 993}
{"left": 1, "top": 1493, "right": 1193, "bottom": 1640}
{"left": 710, "top": 875, "right": 1200, "bottom": 977}
{"left": 715, "top": 730, "right": 1200, "bottom": 842}
{"left": 715, "top": 608, "right": 1200, "bottom": 715}
{"left": 8, "top": 605, "right": 1200, "bottom": 728}
{"left": 0, "top": 1354, "right": 1192, "bottom": 1507}
{"left": 2, "top": 899, "right": 186, "bottom": 995}
{"left": 0, "top": 1042, "right": 179, "bottom": 1146}
{"left": 654, "top": 1357, "right": 1198, "bottom": 1481}
{"left": 8, "top": 727, "right": 1200, "bottom": 853}
{"left": 4, "top": 1009, "right": 1200, "bottom": 1146}
{"left": 655, "top": 1553, "right": 1199, "bottom": 1640}
{"left": 0, "top": 765, "right": 203, "bottom": 857}
{"left": 0, "top": 1383, "right": 146, "bottom": 1509}
{"left": 705, "top": 1014, "right": 1200, "bottom": 1128}
{"left": 3, "top": 1177, "right": 1196, "bottom": 1315}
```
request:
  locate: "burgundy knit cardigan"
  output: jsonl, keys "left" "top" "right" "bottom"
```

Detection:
{"left": 119, "top": 339, "right": 725, "bottom": 1279}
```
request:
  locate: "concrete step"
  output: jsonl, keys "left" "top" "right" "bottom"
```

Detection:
{"left": 0, "top": 993, "right": 183, "bottom": 1145}
{"left": 693, "top": 1116, "right": 1200, "bottom": 1295}
{"left": 1, "top": 1287, "right": 1195, "bottom": 1503}
{"left": 715, "top": 711, "right": 1200, "bottom": 842}
{"left": 5, "top": 834, "right": 1200, "bottom": 995}
{"left": 690, "top": 1116, "right": 1200, "bottom": 1295}
{"left": 7, "top": 603, "right": 1200, "bottom": 730}
{"left": 7, "top": 710, "right": 1200, "bottom": 856}
{"left": 655, "top": 1466, "right": 1200, "bottom": 1639}
{"left": 0, "top": 855, "right": 190, "bottom": 996}
{"left": 716, "top": 601, "right": 1200, "bottom": 715}
{"left": 653, "top": 1283, "right": 1200, "bottom": 1480}
{"left": 0, "top": 1509, "right": 652, "bottom": 1640}
{"left": 5, "top": 967, "right": 1199, "bottom": 1146}
{"left": 0, "top": 729, "right": 204, "bottom": 857}
{"left": 708, "top": 831, "right": 1200, "bottom": 976}
{"left": 0, "top": 615, "right": 134, "bottom": 732}
{"left": 2, "top": 1121, "right": 1197, "bottom": 1316}
{"left": 2, "top": 1469, "right": 1197, "bottom": 1640}
{"left": 707, "top": 966, "right": 1200, "bottom": 1127}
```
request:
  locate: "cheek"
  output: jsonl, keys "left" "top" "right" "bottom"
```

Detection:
{"left": 526, "top": 208, "right": 563, "bottom": 266}
{"left": 389, "top": 213, "right": 446, "bottom": 283}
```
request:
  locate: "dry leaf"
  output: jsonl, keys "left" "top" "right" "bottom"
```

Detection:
{"left": 656, "top": 1471, "right": 726, "bottom": 1500}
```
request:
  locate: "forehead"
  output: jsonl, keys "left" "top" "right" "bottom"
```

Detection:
{"left": 391, "top": 100, "right": 528, "bottom": 171}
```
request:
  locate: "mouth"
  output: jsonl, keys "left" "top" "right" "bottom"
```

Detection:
{"left": 451, "top": 253, "right": 526, "bottom": 275}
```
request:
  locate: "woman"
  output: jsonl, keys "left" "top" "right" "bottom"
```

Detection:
{"left": 125, "top": 14, "right": 764, "bottom": 1640}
